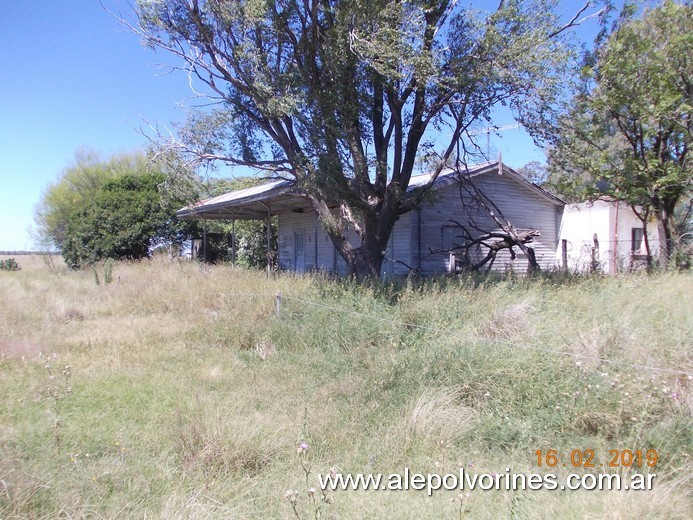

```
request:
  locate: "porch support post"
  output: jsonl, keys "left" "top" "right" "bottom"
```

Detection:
{"left": 203, "top": 219, "right": 207, "bottom": 263}
{"left": 258, "top": 202, "right": 271, "bottom": 276}
{"left": 231, "top": 218, "right": 236, "bottom": 265}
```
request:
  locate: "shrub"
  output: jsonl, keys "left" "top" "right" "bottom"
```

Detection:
{"left": 0, "top": 258, "right": 21, "bottom": 271}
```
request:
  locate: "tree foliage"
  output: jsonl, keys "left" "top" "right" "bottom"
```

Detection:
{"left": 548, "top": 1, "right": 692, "bottom": 264}
{"left": 35, "top": 151, "right": 198, "bottom": 268}
{"left": 517, "top": 161, "right": 550, "bottom": 186}
{"left": 34, "top": 150, "right": 143, "bottom": 250}
{"left": 129, "top": 0, "right": 602, "bottom": 276}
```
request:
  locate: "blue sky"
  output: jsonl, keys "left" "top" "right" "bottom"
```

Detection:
{"left": 0, "top": 0, "right": 194, "bottom": 251}
{"left": 0, "top": 1, "right": 607, "bottom": 251}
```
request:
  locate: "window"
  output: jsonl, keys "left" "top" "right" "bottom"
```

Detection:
{"left": 442, "top": 226, "right": 461, "bottom": 251}
{"left": 442, "top": 226, "right": 464, "bottom": 273}
{"left": 631, "top": 228, "right": 645, "bottom": 255}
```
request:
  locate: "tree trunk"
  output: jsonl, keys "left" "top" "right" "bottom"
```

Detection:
{"left": 656, "top": 206, "right": 674, "bottom": 269}
{"left": 632, "top": 205, "right": 652, "bottom": 271}
{"left": 642, "top": 219, "right": 653, "bottom": 272}
{"left": 344, "top": 208, "right": 397, "bottom": 278}
{"left": 311, "top": 197, "right": 396, "bottom": 279}
{"left": 349, "top": 242, "right": 386, "bottom": 278}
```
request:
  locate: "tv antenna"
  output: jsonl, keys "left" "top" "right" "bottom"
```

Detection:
{"left": 468, "top": 124, "right": 520, "bottom": 156}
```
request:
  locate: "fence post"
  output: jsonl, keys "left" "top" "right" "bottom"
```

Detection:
{"left": 276, "top": 291, "right": 282, "bottom": 315}
{"left": 591, "top": 233, "right": 600, "bottom": 273}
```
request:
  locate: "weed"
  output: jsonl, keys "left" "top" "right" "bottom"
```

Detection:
{"left": 40, "top": 352, "right": 72, "bottom": 456}
{"left": 284, "top": 441, "right": 333, "bottom": 520}
{"left": 104, "top": 258, "right": 114, "bottom": 284}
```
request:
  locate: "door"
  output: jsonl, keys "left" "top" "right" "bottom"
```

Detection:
{"left": 294, "top": 231, "right": 305, "bottom": 272}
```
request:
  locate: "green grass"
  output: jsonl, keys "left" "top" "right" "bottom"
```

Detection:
{"left": 0, "top": 255, "right": 691, "bottom": 518}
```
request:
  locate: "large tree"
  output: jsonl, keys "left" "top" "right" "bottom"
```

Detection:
{"left": 127, "top": 0, "right": 603, "bottom": 277}
{"left": 548, "top": 1, "right": 692, "bottom": 265}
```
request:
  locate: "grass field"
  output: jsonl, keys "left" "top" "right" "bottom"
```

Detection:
{"left": 0, "top": 255, "right": 691, "bottom": 519}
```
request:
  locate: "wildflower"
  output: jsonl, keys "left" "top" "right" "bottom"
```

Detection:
{"left": 297, "top": 441, "right": 309, "bottom": 455}
{"left": 284, "top": 489, "right": 298, "bottom": 504}
{"left": 308, "top": 487, "right": 316, "bottom": 497}
{"left": 452, "top": 492, "right": 470, "bottom": 503}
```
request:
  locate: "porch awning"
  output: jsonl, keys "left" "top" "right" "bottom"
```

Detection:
{"left": 176, "top": 179, "right": 313, "bottom": 220}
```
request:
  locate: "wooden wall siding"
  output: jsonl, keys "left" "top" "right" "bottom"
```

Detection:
{"left": 417, "top": 172, "right": 560, "bottom": 275}
{"left": 278, "top": 210, "right": 373, "bottom": 274}
{"left": 278, "top": 211, "right": 315, "bottom": 271}
{"left": 278, "top": 171, "right": 559, "bottom": 276}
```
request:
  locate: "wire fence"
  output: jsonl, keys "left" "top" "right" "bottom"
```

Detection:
{"left": 227, "top": 289, "right": 691, "bottom": 378}
{"left": 561, "top": 238, "right": 660, "bottom": 274}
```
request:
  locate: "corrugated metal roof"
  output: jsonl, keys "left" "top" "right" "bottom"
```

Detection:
{"left": 177, "top": 160, "right": 563, "bottom": 220}
{"left": 177, "top": 179, "right": 296, "bottom": 219}
{"left": 186, "top": 179, "right": 291, "bottom": 208}
{"left": 406, "top": 161, "right": 497, "bottom": 189}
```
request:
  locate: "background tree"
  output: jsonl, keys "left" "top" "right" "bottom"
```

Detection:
{"left": 34, "top": 150, "right": 141, "bottom": 250}
{"left": 516, "top": 161, "right": 550, "bottom": 186}
{"left": 126, "top": 0, "right": 604, "bottom": 277}
{"left": 36, "top": 151, "right": 198, "bottom": 268}
{"left": 548, "top": 1, "right": 692, "bottom": 266}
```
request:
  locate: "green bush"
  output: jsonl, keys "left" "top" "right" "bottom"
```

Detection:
{"left": 0, "top": 258, "right": 21, "bottom": 271}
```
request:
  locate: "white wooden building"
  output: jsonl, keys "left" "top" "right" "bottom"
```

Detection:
{"left": 557, "top": 199, "right": 660, "bottom": 273}
{"left": 178, "top": 161, "right": 565, "bottom": 276}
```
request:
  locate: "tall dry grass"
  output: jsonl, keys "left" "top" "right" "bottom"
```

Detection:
{"left": 0, "top": 255, "right": 691, "bottom": 518}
